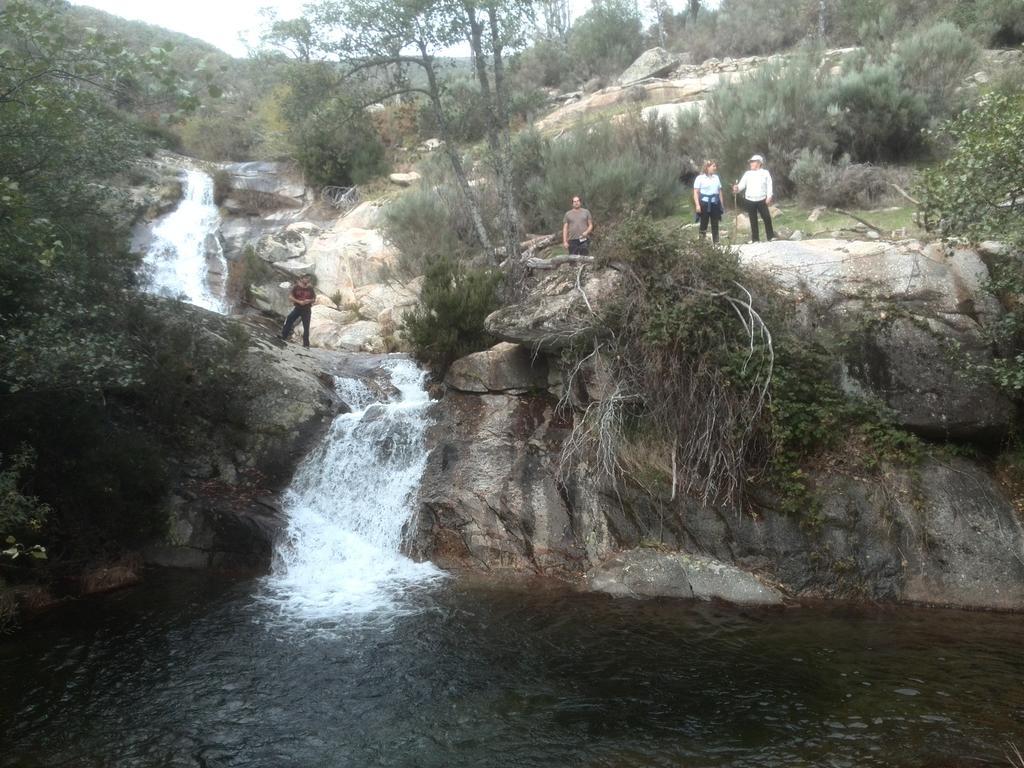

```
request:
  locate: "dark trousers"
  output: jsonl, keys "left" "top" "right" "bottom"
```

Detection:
{"left": 698, "top": 211, "right": 721, "bottom": 243}
{"left": 282, "top": 305, "right": 312, "bottom": 347}
{"left": 744, "top": 199, "right": 774, "bottom": 242}
{"left": 568, "top": 237, "right": 589, "bottom": 256}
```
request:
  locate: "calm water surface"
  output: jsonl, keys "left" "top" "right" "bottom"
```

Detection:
{"left": 1, "top": 573, "right": 1022, "bottom": 768}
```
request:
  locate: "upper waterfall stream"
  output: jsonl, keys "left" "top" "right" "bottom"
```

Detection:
{"left": 141, "top": 168, "right": 228, "bottom": 313}
{"left": 260, "top": 358, "right": 444, "bottom": 624}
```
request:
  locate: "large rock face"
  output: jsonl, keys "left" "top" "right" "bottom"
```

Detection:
{"left": 141, "top": 304, "right": 367, "bottom": 573}
{"left": 410, "top": 392, "right": 585, "bottom": 575}
{"left": 414, "top": 238, "right": 1024, "bottom": 609}
{"left": 738, "top": 239, "right": 1012, "bottom": 440}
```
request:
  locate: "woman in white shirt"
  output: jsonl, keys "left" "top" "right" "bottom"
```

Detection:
{"left": 732, "top": 154, "right": 775, "bottom": 242}
{"left": 692, "top": 160, "right": 726, "bottom": 244}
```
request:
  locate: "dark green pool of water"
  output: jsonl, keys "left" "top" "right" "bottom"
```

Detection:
{"left": 1, "top": 572, "right": 1022, "bottom": 767}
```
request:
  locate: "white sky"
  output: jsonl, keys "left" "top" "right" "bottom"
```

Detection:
{"left": 70, "top": 0, "right": 705, "bottom": 58}
{"left": 69, "top": 0, "right": 309, "bottom": 57}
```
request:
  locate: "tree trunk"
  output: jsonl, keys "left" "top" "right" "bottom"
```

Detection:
{"left": 418, "top": 43, "right": 493, "bottom": 255}
{"left": 465, "top": 3, "right": 524, "bottom": 297}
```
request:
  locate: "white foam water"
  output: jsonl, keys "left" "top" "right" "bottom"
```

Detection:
{"left": 141, "top": 169, "right": 227, "bottom": 313}
{"left": 261, "top": 358, "right": 444, "bottom": 624}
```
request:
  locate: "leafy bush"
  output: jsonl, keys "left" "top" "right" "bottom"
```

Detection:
{"left": 384, "top": 156, "right": 490, "bottom": 276}
{"left": 178, "top": 107, "right": 261, "bottom": 161}
{"left": 702, "top": 0, "right": 815, "bottom": 57}
{"left": 511, "top": 37, "right": 576, "bottom": 91}
{"left": 892, "top": 22, "right": 979, "bottom": 118}
{"left": 560, "top": 214, "right": 921, "bottom": 513}
{"left": 699, "top": 56, "right": 834, "bottom": 192}
{"left": 0, "top": 448, "right": 49, "bottom": 561}
{"left": 418, "top": 73, "right": 488, "bottom": 144}
{"left": 401, "top": 255, "right": 501, "bottom": 372}
{"left": 293, "top": 98, "right": 388, "bottom": 187}
{"left": 826, "top": 62, "right": 929, "bottom": 162}
{"left": 519, "top": 117, "right": 681, "bottom": 233}
{"left": 920, "top": 90, "right": 1024, "bottom": 245}
{"left": 788, "top": 149, "right": 903, "bottom": 208}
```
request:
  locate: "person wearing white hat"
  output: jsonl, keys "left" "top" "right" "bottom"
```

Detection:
{"left": 732, "top": 154, "right": 775, "bottom": 242}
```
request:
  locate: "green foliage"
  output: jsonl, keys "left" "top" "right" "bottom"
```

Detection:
{"left": 178, "top": 108, "right": 262, "bottom": 161}
{"left": 568, "top": 0, "right": 644, "bottom": 79}
{"left": 401, "top": 255, "right": 502, "bottom": 372}
{"left": 920, "top": 90, "right": 1024, "bottom": 246}
{"left": 510, "top": 37, "right": 575, "bottom": 90}
{"left": 564, "top": 215, "right": 922, "bottom": 515}
{"left": 0, "top": 448, "right": 50, "bottom": 561}
{"left": 418, "top": 73, "right": 488, "bottom": 144}
{"left": 701, "top": 0, "right": 813, "bottom": 57}
{"left": 518, "top": 117, "right": 681, "bottom": 232}
{"left": 699, "top": 56, "right": 834, "bottom": 191}
{"left": 293, "top": 97, "right": 389, "bottom": 187}
{"left": 0, "top": 1, "right": 258, "bottom": 568}
{"left": 892, "top": 22, "right": 979, "bottom": 118}
{"left": 826, "top": 62, "right": 929, "bottom": 162}
{"left": 384, "top": 186, "right": 477, "bottom": 277}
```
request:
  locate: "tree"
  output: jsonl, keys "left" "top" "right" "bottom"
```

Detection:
{"left": 569, "top": 0, "right": 643, "bottom": 79}
{"left": 272, "top": 0, "right": 538, "bottom": 296}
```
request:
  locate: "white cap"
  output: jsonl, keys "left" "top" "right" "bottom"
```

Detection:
{"left": 749, "top": 154, "right": 765, "bottom": 163}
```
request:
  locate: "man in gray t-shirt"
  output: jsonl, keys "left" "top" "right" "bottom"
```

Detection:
{"left": 562, "top": 195, "right": 593, "bottom": 255}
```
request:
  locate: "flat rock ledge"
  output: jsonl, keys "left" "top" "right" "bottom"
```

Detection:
{"left": 587, "top": 548, "right": 783, "bottom": 605}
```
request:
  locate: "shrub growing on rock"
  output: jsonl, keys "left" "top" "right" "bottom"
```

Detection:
{"left": 401, "top": 255, "right": 502, "bottom": 372}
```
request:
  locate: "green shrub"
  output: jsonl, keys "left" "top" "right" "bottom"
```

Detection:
{"left": 383, "top": 155, "right": 491, "bottom": 275}
{"left": 400, "top": 255, "right": 501, "bottom": 372}
{"left": 919, "top": 90, "right": 1024, "bottom": 246}
{"left": 562, "top": 214, "right": 921, "bottom": 513}
{"left": 702, "top": 0, "right": 814, "bottom": 57}
{"left": 700, "top": 56, "right": 834, "bottom": 192}
{"left": 0, "top": 448, "right": 49, "bottom": 561}
{"left": 417, "top": 73, "right": 488, "bottom": 144}
{"left": 892, "top": 22, "right": 979, "bottom": 118}
{"left": 293, "top": 98, "right": 388, "bottom": 187}
{"left": 511, "top": 37, "right": 577, "bottom": 90}
{"left": 519, "top": 117, "right": 681, "bottom": 233}
{"left": 826, "top": 62, "right": 929, "bottom": 162}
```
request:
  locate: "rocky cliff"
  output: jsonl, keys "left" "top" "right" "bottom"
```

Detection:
{"left": 410, "top": 238, "right": 1024, "bottom": 610}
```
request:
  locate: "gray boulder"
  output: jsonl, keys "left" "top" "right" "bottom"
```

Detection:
{"left": 445, "top": 342, "right": 550, "bottom": 394}
{"left": 738, "top": 238, "right": 1013, "bottom": 440}
{"left": 618, "top": 47, "right": 680, "bottom": 84}
{"left": 588, "top": 548, "right": 783, "bottom": 605}
{"left": 485, "top": 266, "right": 623, "bottom": 351}
{"left": 410, "top": 392, "right": 585, "bottom": 575}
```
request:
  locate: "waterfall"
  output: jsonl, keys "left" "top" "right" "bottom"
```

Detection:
{"left": 142, "top": 169, "right": 228, "bottom": 313}
{"left": 261, "top": 358, "right": 444, "bottom": 623}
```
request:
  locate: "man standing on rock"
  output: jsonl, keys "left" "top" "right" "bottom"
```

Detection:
{"left": 281, "top": 274, "right": 316, "bottom": 348}
{"left": 733, "top": 154, "right": 775, "bottom": 243}
{"left": 562, "top": 195, "right": 594, "bottom": 255}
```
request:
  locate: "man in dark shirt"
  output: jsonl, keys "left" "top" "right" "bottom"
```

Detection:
{"left": 281, "top": 274, "right": 316, "bottom": 348}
